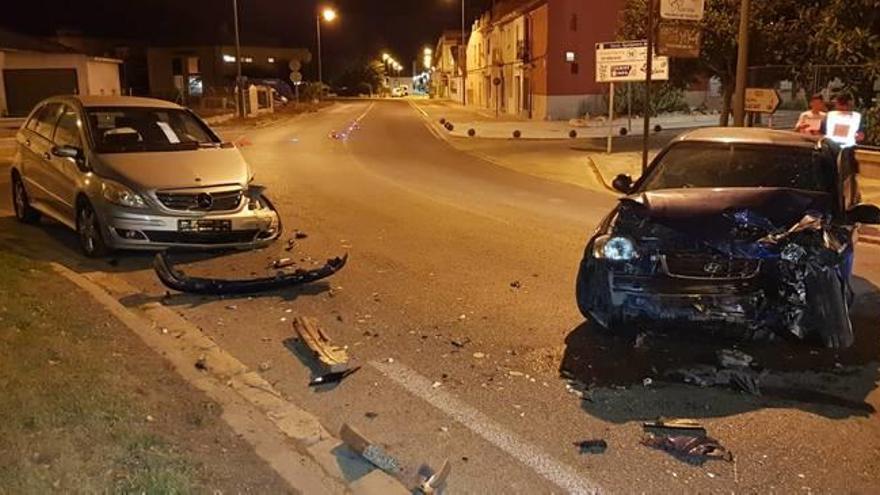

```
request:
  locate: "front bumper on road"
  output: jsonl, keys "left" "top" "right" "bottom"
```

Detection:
{"left": 99, "top": 198, "right": 282, "bottom": 250}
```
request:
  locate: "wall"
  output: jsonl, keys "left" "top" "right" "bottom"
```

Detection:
{"left": 0, "top": 51, "right": 6, "bottom": 116}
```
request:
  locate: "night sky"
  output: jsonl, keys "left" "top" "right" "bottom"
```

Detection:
{"left": 4, "top": 0, "right": 493, "bottom": 79}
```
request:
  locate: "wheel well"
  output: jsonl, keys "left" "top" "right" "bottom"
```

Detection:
{"left": 75, "top": 193, "right": 91, "bottom": 211}
{"left": 10, "top": 167, "right": 21, "bottom": 181}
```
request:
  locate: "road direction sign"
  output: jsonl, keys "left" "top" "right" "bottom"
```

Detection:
{"left": 288, "top": 60, "right": 302, "bottom": 72}
{"left": 289, "top": 71, "right": 303, "bottom": 84}
{"left": 657, "top": 22, "right": 702, "bottom": 58}
{"left": 744, "top": 88, "right": 781, "bottom": 114}
{"left": 595, "top": 40, "right": 669, "bottom": 83}
{"left": 660, "top": 0, "right": 705, "bottom": 21}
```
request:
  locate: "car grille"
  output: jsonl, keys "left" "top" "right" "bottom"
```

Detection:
{"left": 155, "top": 189, "right": 243, "bottom": 212}
{"left": 143, "top": 230, "right": 258, "bottom": 245}
{"left": 663, "top": 253, "right": 760, "bottom": 280}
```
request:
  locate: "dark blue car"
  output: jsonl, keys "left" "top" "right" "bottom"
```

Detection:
{"left": 576, "top": 128, "right": 880, "bottom": 348}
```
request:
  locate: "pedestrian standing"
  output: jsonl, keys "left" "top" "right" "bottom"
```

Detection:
{"left": 794, "top": 93, "right": 826, "bottom": 135}
{"left": 821, "top": 93, "right": 865, "bottom": 147}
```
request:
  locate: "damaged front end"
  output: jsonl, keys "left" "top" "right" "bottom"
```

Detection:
{"left": 577, "top": 188, "right": 855, "bottom": 348}
{"left": 154, "top": 252, "right": 348, "bottom": 295}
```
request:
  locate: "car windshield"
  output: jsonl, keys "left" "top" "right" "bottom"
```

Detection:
{"left": 640, "top": 142, "right": 833, "bottom": 193}
{"left": 87, "top": 107, "right": 219, "bottom": 153}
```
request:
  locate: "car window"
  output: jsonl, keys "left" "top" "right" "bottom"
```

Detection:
{"left": 32, "top": 103, "right": 63, "bottom": 139}
{"left": 25, "top": 105, "right": 44, "bottom": 131}
{"left": 86, "top": 106, "right": 218, "bottom": 153}
{"left": 53, "top": 106, "right": 83, "bottom": 148}
{"left": 640, "top": 142, "right": 833, "bottom": 194}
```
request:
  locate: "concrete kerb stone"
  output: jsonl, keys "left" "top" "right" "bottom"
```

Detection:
{"left": 51, "top": 263, "right": 409, "bottom": 495}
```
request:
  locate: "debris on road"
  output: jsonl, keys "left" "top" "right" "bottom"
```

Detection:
{"left": 308, "top": 366, "right": 361, "bottom": 387}
{"left": 450, "top": 337, "right": 471, "bottom": 348}
{"left": 293, "top": 316, "right": 349, "bottom": 370}
{"left": 717, "top": 349, "right": 754, "bottom": 369}
{"left": 270, "top": 257, "right": 296, "bottom": 269}
{"left": 641, "top": 433, "right": 733, "bottom": 465}
{"left": 154, "top": 252, "right": 347, "bottom": 295}
{"left": 340, "top": 423, "right": 401, "bottom": 474}
{"left": 510, "top": 280, "right": 522, "bottom": 289}
{"left": 294, "top": 230, "right": 309, "bottom": 239}
{"left": 418, "top": 459, "right": 451, "bottom": 494}
{"left": 665, "top": 365, "right": 763, "bottom": 396}
{"left": 643, "top": 418, "right": 707, "bottom": 436}
{"left": 285, "top": 239, "right": 296, "bottom": 251}
{"left": 472, "top": 352, "right": 486, "bottom": 359}
{"left": 194, "top": 355, "right": 208, "bottom": 371}
{"left": 574, "top": 439, "right": 608, "bottom": 455}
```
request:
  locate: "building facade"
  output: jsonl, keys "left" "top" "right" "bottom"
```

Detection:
{"left": 463, "top": 0, "right": 625, "bottom": 121}
{"left": 431, "top": 31, "right": 465, "bottom": 104}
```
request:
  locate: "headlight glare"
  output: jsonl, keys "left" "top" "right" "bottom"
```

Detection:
{"left": 102, "top": 181, "right": 147, "bottom": 209}
{"left": 594, "top": 235, "right": 637, "bottom": 261}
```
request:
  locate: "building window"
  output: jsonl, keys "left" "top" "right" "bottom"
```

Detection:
{"left": 242, "top": 56, "right": 253, "bottom": 63}
{"left": 565, "top": 51, "right": 576, "bottom": 63}
{"left": 268, "top": 57, "right": 275, "bottom": 63}
{"left": 571, "top": 62, "right": 579, "bottom": 75}
{"left": 570, "top": 14, "right": 577, "bottom": 31}
{"left": 222, "top": 54, "right": 236, "bottom": 63}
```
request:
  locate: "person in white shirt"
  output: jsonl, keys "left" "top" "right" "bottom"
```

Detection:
{"left": 794, "top": 93, "right": 826, "bottom": 135}
{"left": 820, "top": 94, "right": 865, "bottom": 147}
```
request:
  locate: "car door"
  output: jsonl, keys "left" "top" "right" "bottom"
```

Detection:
{"left": 46, "top": 104, "right": 86, "bottom": 224}
{"left": 19, "top": 102, "right": 62, "bottom": 212}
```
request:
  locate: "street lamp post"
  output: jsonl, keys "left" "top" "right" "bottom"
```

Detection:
{"left": 232, "top": 0, "right": 244, "bottom": 117}
{"left": 316, "top": 7, "right": 337, "bottom": 88}
{"left": 460, "top": 0, "right": 466, "bottom": 106}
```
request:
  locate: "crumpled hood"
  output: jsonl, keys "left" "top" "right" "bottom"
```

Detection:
{"left": 94, "top": 147, "right": 251, "bottom": 190}
{"left": 618, "top": 188, "right": 832, "bottom": 239}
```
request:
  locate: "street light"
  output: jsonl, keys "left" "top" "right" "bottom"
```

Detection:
{"left": 316, "top": 6, "right": 338, "bottom": 87}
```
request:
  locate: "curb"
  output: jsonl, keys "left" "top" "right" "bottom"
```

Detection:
{"left": 585, "top": 155, "right": 618, "bottom": 194}
{"left": 51, "top": 263, "right": 409, "bottom": 495}
{"left": 859, "top": 225, "right": 880, "bottom": 246}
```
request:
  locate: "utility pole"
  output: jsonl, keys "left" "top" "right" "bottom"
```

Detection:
{"left": 732, "top": 0, "right": 750, "bottom": 126}
{"left": 316, "top": 16, "right": 323, "bottom": 86}
{"left": 233, "top": 0, "right": 244, "bottom": 118}
{"left": 641, "top": 0, "right": 656, "bottom": 173}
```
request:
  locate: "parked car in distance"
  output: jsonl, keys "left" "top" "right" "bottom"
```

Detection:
{"left": 391, "top": 85, "right": 409, "bottom": 97}
{"left": 576, "top": 127, "right": 880, "bottom": 349}
{"left": 11, "top": 95, "right": 282, "bottom": 257}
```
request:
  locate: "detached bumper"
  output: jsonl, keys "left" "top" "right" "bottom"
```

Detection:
{"left": 99, "top": 199, "right": 282, "bottom": 251}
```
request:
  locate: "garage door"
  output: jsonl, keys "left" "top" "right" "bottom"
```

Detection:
{"left": 3, "top": 69, "right": 78, "bottom": 117}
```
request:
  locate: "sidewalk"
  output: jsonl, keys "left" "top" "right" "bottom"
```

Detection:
{"left": 0, "top": 250, "right": 291, "bottom": 493}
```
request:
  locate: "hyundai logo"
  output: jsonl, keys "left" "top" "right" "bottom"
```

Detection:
{"left": 196, "top": 192, "right": 214, "bottom": 209}
{"left": 703, "top": 261, "right": 724, "bottom": 275}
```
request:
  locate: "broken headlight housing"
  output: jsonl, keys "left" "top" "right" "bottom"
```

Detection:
{"left": 102, "top": 180, "right": 147, "bottom": 209}
{"left": 593, "top": 235, "right": 638, "bottom": 261}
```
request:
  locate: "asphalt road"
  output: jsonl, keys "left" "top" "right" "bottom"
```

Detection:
{"left": 2, "top": 100, "right": 880, "bottom": 493}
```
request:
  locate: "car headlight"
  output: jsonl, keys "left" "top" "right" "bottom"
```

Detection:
{"left": 102, "top": 180, "right": 147, "bottom": 209}
{"left": 593, "top": 235, "right": 638, "bottom": 261}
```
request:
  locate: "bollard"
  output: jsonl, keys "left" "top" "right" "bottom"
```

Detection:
{"left": 569, "top": 130, "right": 578, "bottom": 138}
{"left": 513, "top": 130, "right": 522, "bottom": 139}
{"left": 468, "top": 128, "right": 476, "bottom": 137}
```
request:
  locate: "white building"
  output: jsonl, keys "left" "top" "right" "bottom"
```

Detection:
{"left": 0, "top": 28, "right": 121, "bottom": 117}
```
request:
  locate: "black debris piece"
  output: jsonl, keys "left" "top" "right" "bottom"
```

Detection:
{"left": 153, "top": 252, "right": 347, "bottom": 295}
{"left": 309, "top": 366, "right": 361, "bottom": 387}
{"left": 665, "top": 366, "right": 762, "bottom": 396}
{"left": 194, "top": 356, "right": 208, "bottom": 371}
{"left": 510, "top": 280, "right": 522, "bottom": 289}
{"left": 364, "top": 411, "right": 379, "bottom": 419}
{"left": 450, "top": 337, "right": 471, "bottom": 348}
{"left": 643, "top": 418, "right": 707, "bottom": 437}
{"left": 294, "top": 230, "right": 309, "bottom": 239}
{"left": 285, "top": 239, "right": 296, "bottom": 251}
{"left": 574, "top": 439, "right": 608, "bottom": 454}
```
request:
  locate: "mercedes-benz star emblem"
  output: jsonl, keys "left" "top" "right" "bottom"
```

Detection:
{"left": 196, "top": 192, "right": 214, "bottom": 209}
{"left": 703, "top": 261, "right": 723, "bottom": 275}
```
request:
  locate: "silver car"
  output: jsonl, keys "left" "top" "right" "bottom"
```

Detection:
{"left": 10, "top": 95, "right": 281, "bottom": 257}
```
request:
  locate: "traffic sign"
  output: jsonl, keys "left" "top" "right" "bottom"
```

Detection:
{"left": 288, "top": 60, "right": 302, "bottom": 72}
{"left": 744, "top": 88, "right": 781, "bottom": 114}
{"left": 660, "top": 0, "right": 705, "bottom": 21}
{"left": 657, "top": 22, "right": 702, "bottom": 58}
{"left": 289, "top": 71, "right": 303, "bottom": 84}
{"left": 595, "top": 40, "right": 669, "bottom": 83}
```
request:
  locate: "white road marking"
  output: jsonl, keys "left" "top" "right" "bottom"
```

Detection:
{"left": 370, "top": 359, "right": 601, "bottom": 494}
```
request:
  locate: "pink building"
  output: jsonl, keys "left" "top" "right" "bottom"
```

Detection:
{"left": 464, "top": 0, "right": 625, "bottom": 120}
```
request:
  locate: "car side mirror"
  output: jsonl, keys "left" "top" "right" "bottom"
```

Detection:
{"left": 612, "top": 173, "right": 634, "bottom": 194}
{"left": 847, "top": 203, "right": 880, "bottom": 225}
{"left": 51, "top": 145, "right": 88, "bottom": 171}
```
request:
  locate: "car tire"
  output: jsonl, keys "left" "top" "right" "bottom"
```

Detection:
{"left": 76, "top": 200, "right": 111, "bottom": 258}
{"left": 11, "top": 173, "right": 41, "bottom": 224}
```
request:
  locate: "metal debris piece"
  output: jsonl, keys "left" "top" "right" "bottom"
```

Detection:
{"left": 717, "top": 349, "right": 754, "bottom": 369}
{"left": 293, "top": 316, "right": 349, "bottom": 370}
{"left": 154, "top": 252, "right": 347, "bottom": 295}
{"left": 340, "top": 423, "right": 401, "bottom": 474}
{"left": 418, "top": 459, "right": 451, "bottom": 494}
{"left": 450, "top": 337, "right": 471, "bottom": 348}
{"left": 308, "top": 366, "right": 361, "bottom": 387}
{"left": 574, "top": 439, "right": 608, "bottom": 454}
{"left": 271, "top": 257, "right": 296, "bottom": 269}
{"left": 641, "top": 434, "right": 733, "bottom": 465}
{"left": 194, "top": 355, "right": 208, "bottom": 371}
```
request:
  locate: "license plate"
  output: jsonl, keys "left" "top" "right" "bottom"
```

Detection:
{"left": 178, "top": 219, "right": 232, "bottom": 233}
